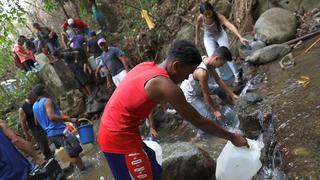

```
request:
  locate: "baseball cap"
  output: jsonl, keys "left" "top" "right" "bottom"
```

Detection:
{"left": 67, "top": 18, "right": 74, "bottom": 26}
{"left": 97, "top": 38, "right": 107, "bottom": 46}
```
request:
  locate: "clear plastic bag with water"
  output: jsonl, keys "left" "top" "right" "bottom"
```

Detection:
{"left": 221, "top": 106, "right": 240, "bottom": 129}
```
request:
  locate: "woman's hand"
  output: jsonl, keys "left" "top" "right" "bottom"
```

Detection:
{"left": 239, "top": 37, "right": 250, "bottom": 45}
{"left": 230, "top": 93, "right": 239, "bottom": 102}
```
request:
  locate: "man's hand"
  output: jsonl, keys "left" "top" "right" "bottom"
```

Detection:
{"left": 213, "top": 110, "right": 222, "bottom": 120}
{"left": 230, "top": 133, "right": 248, "bottom": 147}
{"left": 35, "top": 156, "right": 46, "bottom": 166}
{"left": 149, "top": 128, "right": 158, "bottom": 138}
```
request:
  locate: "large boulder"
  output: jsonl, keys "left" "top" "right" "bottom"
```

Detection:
{"left": 253, "top": 0, "right": 320, "bottom": 20}
{"left": 38, "top": 60, "right": 77, "bottom": 98}
{"left": 162, "top": 142, "right": 215, "bottom": 180}
{"left": 175, "top": 24, "right": 195, "bottom": 41}
{"left": 254, "top": 8, "right": 297, "bottom": 44}
{"left": 245, "top": 44, "right": 292, "bottom": 65}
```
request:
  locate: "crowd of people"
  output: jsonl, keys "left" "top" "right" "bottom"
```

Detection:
{"left": 2, "top": 1, "right": 253, "bottom": 179}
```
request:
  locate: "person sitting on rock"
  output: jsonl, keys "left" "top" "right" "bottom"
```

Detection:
{"left": 96, "top": 38, "right": 133, "bottom": 88}
{"left": 53, "top": 49, "right": 93, "bottom": 98}
{"left": 97, "top": 40, "right": 248, "bottom": 180}
{"left": 0, "top": 119, "right": 45, "bottom": 180}
{"left": 195, "top": 1, "right": 249, "bottom": 85}
{"left": 32, "top": 84, "right": 85, "bottom": 171}
{"left": 19, "top": 90, "right": 53, "bottom": 160}
{"left": 180, "top": 46, "right": 239, "bottom": 141}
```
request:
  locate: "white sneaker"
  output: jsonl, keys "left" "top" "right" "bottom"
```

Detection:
{"left": 165, "top": 108, "right": 177, "bottom": 114}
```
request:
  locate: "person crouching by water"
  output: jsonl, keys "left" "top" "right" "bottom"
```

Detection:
{"left": 180, "top": 47, "right": 239, "bottom": 142}
{"left": 98, "top": 40, "right": 248, "bottom": 180}
{"left": 32, "top": 84, "right": 85, "bottom": 171}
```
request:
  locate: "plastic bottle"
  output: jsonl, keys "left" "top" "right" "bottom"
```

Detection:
{"left": 216, "top": 139, "right": 264, "bottom": 180}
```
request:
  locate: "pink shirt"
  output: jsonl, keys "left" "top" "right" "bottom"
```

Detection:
{"left": 13, "top": 44, "right": 35, "bottom": 63}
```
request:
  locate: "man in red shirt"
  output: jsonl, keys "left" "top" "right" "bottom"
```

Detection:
{"left": 98, "top": 40, "right": 247, "bottom": 180}
{"left": 61, "top": 18, "right": 90, "bottom": 35}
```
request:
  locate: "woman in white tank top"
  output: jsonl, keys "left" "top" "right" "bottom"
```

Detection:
{"left": 195, "top": 1, "right": 249, "bottom": 84}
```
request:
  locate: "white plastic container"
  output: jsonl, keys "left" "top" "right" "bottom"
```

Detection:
{"left": 143, "top": 140, "right": 163, "bottom": 165}
{"left": 216, "top": 139, "right": 264, "bottom": 180}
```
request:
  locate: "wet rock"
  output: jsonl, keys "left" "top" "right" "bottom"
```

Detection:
{"left": 238, "top": 40, "right": 266, "bottom": 59}
{"left": 244, "top": 93, "right": 263, "bottom": 104}
{"left": 254, "top": 8, "right": 297, "bottom": 44}
{"left": 238, "top": 111, "right": 263, "bottom": 139}
{"left": 140, "top": 106, "right": 184, "bottom": 137}
{"left": 59, "top": 90, "right": 85, "bottom": 116}
{"left": 245, "top": 44, "right": 292, "bottom": 65}
{"left": 162, "top": 142, "right": 215, "bottom": 180}
{"left": 39, "top": 60, "right": 77, "bottom": 98}
{"left": 235, "top": 94, "right": 264, "bottom": 139}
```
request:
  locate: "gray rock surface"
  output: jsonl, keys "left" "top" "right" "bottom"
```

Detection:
{"left": 254, "top": 8, "right": 297, "bottom": 44}
{"left": 175, "top": 24, "right": 195, "bottom": 41}
{"left": 39, "top": 60, "right": 77, "bottom": 98}
{"left": 162, "top": 142, "right": 215, "bottom": 180}
{"left": 245, "top": 44, "right": 292, "bottom": 65}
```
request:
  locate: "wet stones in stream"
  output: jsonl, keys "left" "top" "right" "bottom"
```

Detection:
{"left": 161, "top": 142, "right": 215, "bottom": 180}
{"left": 235, "top": 93, "right": 264, "bottom": 139}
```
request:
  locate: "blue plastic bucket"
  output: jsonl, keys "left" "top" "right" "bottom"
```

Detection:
{"left": 77, "top": 119, "right": 95, "bottom": 144}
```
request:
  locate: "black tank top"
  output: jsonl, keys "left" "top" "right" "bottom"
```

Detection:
{"left": 21, "top": 101, "right": 40, "bottom": 130}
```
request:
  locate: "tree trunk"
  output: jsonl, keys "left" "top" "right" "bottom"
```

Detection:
{"left": 231, "top": 0, "right": 255, "bottom": 35}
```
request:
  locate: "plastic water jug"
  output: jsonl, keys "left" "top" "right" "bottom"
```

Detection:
{"left": 216, "top": 139, "right": 264, "bottom": 180}
{"left": 143, "top": 140, "right": 163, "bottom": 165}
